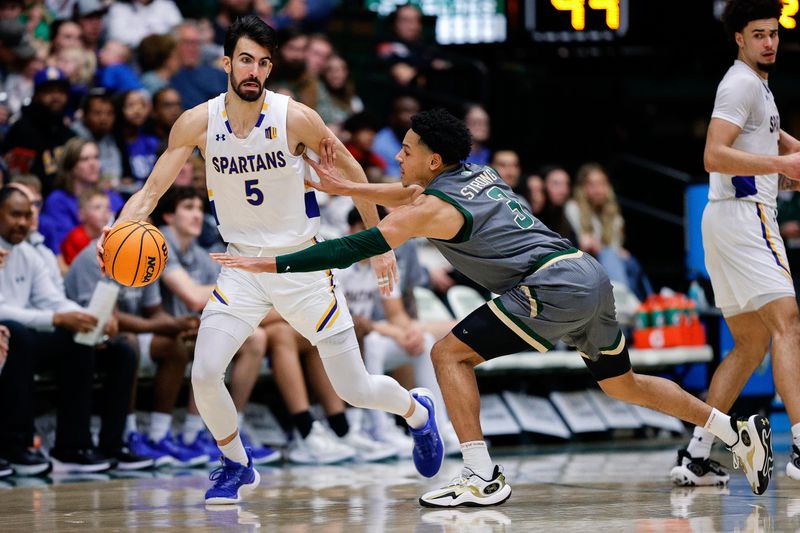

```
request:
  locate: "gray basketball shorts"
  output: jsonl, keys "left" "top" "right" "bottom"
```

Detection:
{"left": 453, "top": 252, "right": 630, "bottom": 380}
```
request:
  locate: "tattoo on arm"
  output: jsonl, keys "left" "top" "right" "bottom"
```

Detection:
{"left": 779, "top": 175, "right": 800, "bottom": 191}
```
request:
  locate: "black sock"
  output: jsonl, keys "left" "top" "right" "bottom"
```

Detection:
{"left": 327, "top": 412, "right": 349, "bottom": 438}
{"left": 291, "top": 411, "right": 314, "bottom": 439}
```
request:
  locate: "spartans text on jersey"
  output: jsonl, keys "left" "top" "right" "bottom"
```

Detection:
{"left": 210, "top": 151, "right": 287, "bottom": 174}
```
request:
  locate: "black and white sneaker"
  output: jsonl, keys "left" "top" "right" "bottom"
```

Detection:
{"left": 0, "top": 458, "right": 14, "bottom": 478}
{"left": 420, "top": 465, "right": 512, "bottom": 508}
{"left": 107, "top": 446, "right": 154, "bottom": 471}
{"left": 50, "top": 448, "right": 114, "bottom": 474}
{"left": 787, "top": 445, "right": 800, "bottom": 480}
{"left": 728, "top": 415, "right": 772, "bottom": 495}
{"left": 4, "top": 447, "right": 51, "bottom": 476}
{"left": 669, "top": 449, "right": 729, "bottom": 487}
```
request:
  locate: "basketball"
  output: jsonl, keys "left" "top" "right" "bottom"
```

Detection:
{"left": 102, "top": 221, "right": 169, "bottom": 288}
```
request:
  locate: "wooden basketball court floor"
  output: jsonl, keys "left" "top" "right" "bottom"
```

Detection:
{"left": 0, "top": 444, "right": 797, "bottom": 532}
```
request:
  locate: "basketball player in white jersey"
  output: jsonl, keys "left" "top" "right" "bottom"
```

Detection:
{"left": 671, "top": 0, "right": 800, "bottom": 487}
{"left": 96, "top": 16, "right": 444, "bottom": 504}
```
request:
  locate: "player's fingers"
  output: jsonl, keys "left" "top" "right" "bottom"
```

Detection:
{"left": 325, "top": 138, "right": 336, "bottom": 166}
{"left": 302, "top": 153, "right": 323, "bottom": 173}
{"left": 304, "top": 178, "right": 321, "bottom": 190}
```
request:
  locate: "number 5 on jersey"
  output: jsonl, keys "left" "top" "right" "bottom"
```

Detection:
{"left": 245, "top": 179, "right": 264, "bottom": 205}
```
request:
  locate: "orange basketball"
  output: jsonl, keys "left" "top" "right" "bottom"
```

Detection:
{"left": 103, "top": 221, "right": 169, "bottom": 288}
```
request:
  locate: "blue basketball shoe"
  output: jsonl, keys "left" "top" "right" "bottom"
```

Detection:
{"left": 127, "top": 431, "right": 174, "bottom": 467}
{"left": 205, "top": 448, "right": 261, "bottom": 505}
{"left": 150, "top": 432, "right": 209, "bottom": 467}
{"left": 179, "top": 431, "right": 221, "bottom": 464}
{"left": 408, "top": 387, "right": 444, "bottom": 478}
{"left": 239, "top": 429, "right": 282, "bottom": 465}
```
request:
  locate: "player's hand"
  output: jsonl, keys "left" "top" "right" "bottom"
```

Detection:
{"left": 96, "top": 226, "right": 113, "bottom": 275}
{"left": 371, "top": 250, "right": 398, "bottom": 297}
{"left": 0, "top": 248, "right": 8, "bottom": 269}
{"left": 103, "top": 313, "right": 119, "bottom": 338}
{"left": 401, "top": 323, "right": 426, "bottom": 356}
{"left": 303, "top": 138, "right": 351, "bottom": 197}
{"left": 780, "top": 152, "right": 800, "bottom": 181}
{"left": 210, "top": 253, "right": 277, "bottom": 273}
{"left": 54, "top": 311, "right": 99, "bottom": 333}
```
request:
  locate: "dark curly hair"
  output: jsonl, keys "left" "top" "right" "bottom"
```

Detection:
{"left": 722, "top": 0, "right": 783, "bottom": 39}
{"left": 410, "top": 108, "right": 472, "bottom": 165}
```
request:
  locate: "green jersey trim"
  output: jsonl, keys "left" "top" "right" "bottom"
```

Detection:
{"left": 423, "top": 189, "right": 474, "bottom": 243}
{"left": 488, "top": 298, "right": 554, "bottom": 352}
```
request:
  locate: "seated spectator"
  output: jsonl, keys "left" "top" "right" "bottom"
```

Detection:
{"left": 464, "top": 104, "right": 490, "bottom": 165}
{"left": 317, "top": 54, "right": 363, "bottom": 128}
{"left": 0, "top": 185, "right": 145, "bottom": 473}
{"left": 39, "top": 137, "right": 124, "bottom": 253}
{"left": 152, "top": 186, "right": 278, "bottom": 464}
{"left": 64, "top": 240, "right": 205, "bottom": 468}
{"left": 537, "top": 165, "right": 577, "bottom": 245}
{"left": 58, "top": 187, "right": 110, "bottom": 268}
{"left": 95, "top": 40, "right": 144, "bottom": 93}
{"left": 137, "top": 33, "right": 179, "bottom": 95}
{"left": 52, "top": 44, "right": 96, "bottom": 116}
{"left": 305, "top": 33, "right": 332, "bottom": 78}
{"left": 71, "top": 88, "right": 123, "bottom": 186}
{"left": 114, "top": 89, "right": 159, "bottom": 192}
{"left": 271, "top": 29, "right": 319, "bottom": 108}
{"left": 343, "top": 112, "right": 385, "bottom": 183}
{"left": 107, "top": 0, "right": 183, "bottom": 49}
{"left": 48, "top": 18, "right": 82, "bottom": 56}
{"left": 3, "top": 52, "right": 45, "bottom": 124}
{"left": 148, "top": 87, "right": 183, "bottom": 149}
{"left": 7, "top": 175, "right": 62, "bottom": 290}
{"left": 169, "top": 20, "right": 227, "bottom": 110}
{"left": 3, "top": 66, "right": 75, "bottom": 195}
{"left": 565, "top": 162, "right": 652, "bottom": 299}
{"left": 74, "top": 0, "right": 107, "bottom": 51}
{"left": 373, "top": 94, "right": 420, "bottom": 180}
{"left": 522, "top": 173, "right": 544, "bottom": 216}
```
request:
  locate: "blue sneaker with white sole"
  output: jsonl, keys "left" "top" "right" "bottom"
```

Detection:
{"left": 179, "top": 431, "right": 221, "bottom": 464}
{"left": 150, "top": 432, "right": 209, "bottom": 467}
{"left": 205, "top": 448, "right": 261, "bottom": 505}
{"left": 240, "top": 430, "right": 282, "bottom": 465}
{"left": 408, "top": 387, "right": 444, "bottom": 478}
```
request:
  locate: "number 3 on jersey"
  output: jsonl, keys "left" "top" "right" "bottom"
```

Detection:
{"left": 486, "top": 186, "right": 534, "bottom": 229}
{"left": 244, "top": 179, "right": 264, "bottom": 205}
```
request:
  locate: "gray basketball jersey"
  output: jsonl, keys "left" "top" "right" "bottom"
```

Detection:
{"left": 424, "top": 164, "right": 575, "bottom": 294}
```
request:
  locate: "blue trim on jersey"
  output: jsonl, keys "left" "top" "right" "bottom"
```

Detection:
{"left": 255, "top": 113, "right": 265, "bottom": 128}
{"left": 757, "top": 203, "right": 791, "bottom": 276}
{"left": 304, "top": 190, "right": 320, "bottom": 218}
{"left": 224, "top": 120, "right": 233, "bottom": 134}
{"left": 316, "top": 299, "right": 338, "bottom": 332}
{"left": 209, "top": 199, "right": 220, "bottom": 225}
{"left": 732, "top": 175, "right": 757, "bottom": 198}
{"left": 212, "top": 289, "right": 229, "bottom": 306}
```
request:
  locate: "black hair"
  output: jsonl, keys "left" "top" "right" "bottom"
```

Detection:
{"left": 153, "top": 186, "right": 204, "bottom": 225}
{"left": 224, "top": 15, "right": 278, "bottom": 58}
{"left": 722, "top": 0, "right": 783, "bottom": 39}
{"left": 347, "top": 205, "right": 387, "bottom": 227}
{"left": 410, "top": 108, "right": 472, "bottom": 165}
{"left": 343, "top": 112, "right": 379, "bottom": 134}
{"left": 0, "top": 185, "right": 26, "bottom": 208}
{"left": 81, "top": 87, "right": 112, "bottom": 114}
{"left": 152, "top": 86, "right": 180, "bottom": 108}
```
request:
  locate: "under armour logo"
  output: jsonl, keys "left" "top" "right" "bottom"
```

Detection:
{"left": 216, "top": 134, "right": 226, "bottom": 141}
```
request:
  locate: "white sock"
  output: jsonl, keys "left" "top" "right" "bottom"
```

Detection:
{"left": 703, "top": 408, "right": 738, "bottom": 447}
{"left": 149, "top": 412, "right": 173, "bottom": 443}
{"left": 461, "top": 441, "right": 493, "bottom": 479}
{"left": 182, "top": 414, "right": 205, "bottom": 445}
{"left": 405, "top": 397, "right": 428, "bottom": 429}
{"left": 686, "top": 426, "right": 715, "bottom": 459}
{"left": 125, "top": 414, "right": 138, "bottom": 438}
{"left": 219, "top": 432, "right": 248, "bottom": 466}
{"left": 792, "top": 422, "right": 800, "bottom": 448}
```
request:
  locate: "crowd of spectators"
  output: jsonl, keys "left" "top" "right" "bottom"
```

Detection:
{"left": 0, "top": 0, "right": 649, "bottom": 478}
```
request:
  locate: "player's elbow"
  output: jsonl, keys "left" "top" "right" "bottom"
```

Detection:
{"left": 703, "top": 147, "right": 718, "bottom": 173}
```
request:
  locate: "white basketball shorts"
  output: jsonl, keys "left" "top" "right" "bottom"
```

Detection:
{"left": 702, "top": 199, "right": 795, "bottom": 317}
{"left": 202, "top": 239, "right": 354, "bottom": 345}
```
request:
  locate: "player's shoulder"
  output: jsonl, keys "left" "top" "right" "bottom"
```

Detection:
{"left": 286, "top": 97, "right": 323, "bottom": 126}
{"left": 169, "top": 102, "right": 209, "bottom": 146}
{"left": 718, "top": 63, "right": 761, "bottom": 91}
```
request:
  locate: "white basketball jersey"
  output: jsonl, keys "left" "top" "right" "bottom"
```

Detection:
{"left": 205, "top": 91, "right": 320, "bottom": 247}
{"left": 708, "top": 60, "right": 780, "bottom": 208}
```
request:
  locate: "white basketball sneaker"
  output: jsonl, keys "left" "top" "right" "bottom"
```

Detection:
{"left": 419, "top": 466, "right": 512, "bottom": 508}
{"left": 728, "top": 414, "right": 773, "bottom": 495}
{"left": 287, "top": 421, "right": 356, "bottom": 465}
{"left": 787, "top": 445, "right": 800, "bottom": 480}
{"left": 340, "top": 429, "right": 397, "bottom": 462}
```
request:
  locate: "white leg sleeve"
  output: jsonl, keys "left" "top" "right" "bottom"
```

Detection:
{"left": 317, "top": 328, "right": 412, "bottom": 416}
{"left": 191, "top": 312, "right": 252, "bottom": 440}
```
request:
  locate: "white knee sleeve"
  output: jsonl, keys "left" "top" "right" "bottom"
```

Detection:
{"left": 317, "top": 328, "right": 412, "bottom": 416}
{"left": 191, "top": 312, "right": 253, "bottom": 440}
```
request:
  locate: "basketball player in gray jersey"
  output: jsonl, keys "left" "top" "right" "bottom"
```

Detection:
{"left": 213, "top": 109, "right": 775, "bottom": 505}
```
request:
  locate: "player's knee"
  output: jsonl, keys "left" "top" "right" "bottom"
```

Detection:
{"left": 330, "top": 378, "right": 372, "bottom": 408}
{"left": 430, "top": 335, "right": 475, "bottom": 369}
{"left": 191, "top": 358, "right": 223, "bottom": 391}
